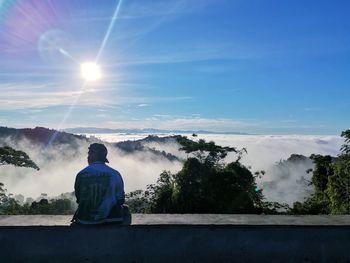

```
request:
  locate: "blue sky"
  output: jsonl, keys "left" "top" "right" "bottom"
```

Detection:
{"left": 0, "top": 0, "right": 349, "bottom": 134}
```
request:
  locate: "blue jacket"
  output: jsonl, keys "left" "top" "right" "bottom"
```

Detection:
{"left": 74, "top": 162, "right": 125, "bottom": 224}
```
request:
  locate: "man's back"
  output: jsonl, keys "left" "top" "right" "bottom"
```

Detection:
{"left": 74, "top": 162, "right": 125, "bottom": 224}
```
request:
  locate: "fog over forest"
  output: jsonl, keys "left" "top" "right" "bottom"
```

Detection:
{"left": 0, "top": 132, "right": 344, "bottom": 205}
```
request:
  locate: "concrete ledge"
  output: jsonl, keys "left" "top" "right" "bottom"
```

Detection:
{"left": 0, "top": 215, "right": 350, "bottom": 262}
{"left": 1, "top": 214, "right": 350, "bottom": 226}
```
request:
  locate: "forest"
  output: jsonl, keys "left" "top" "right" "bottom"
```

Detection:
{"left": 0, "top": 129, "right": 349, "bottom": 215}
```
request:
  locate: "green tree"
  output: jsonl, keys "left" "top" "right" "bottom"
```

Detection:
{"left": 0, "top": 147, "right": 39, "bottom": 214}
{"left": 309, "top": 154, "right": 334, "bottom": 193}
{"left": 292, "top": 129, "right": 350, "bottom": 214}
{"left": 326, "top": 129, "right": 350, "bottom": 214}
{"left": 148, "top": 171, "right": 176, "bottom": 213}
{"left": 291, "top": 155, "right": 333, "bottom": 214}
{"left": 48, "top": 199, "right": 75, "bottom": 214}
{"left": 125, "top": 190, "right": 152, "bottom": 213}
{"left": 147, "top": 136, "right": 263, "bottom": 213}
{"left": 0, "top": 146, "right": 39, "bottom": 170}
{"left": 340, "top": 130, "right": 350, "bottom": 155}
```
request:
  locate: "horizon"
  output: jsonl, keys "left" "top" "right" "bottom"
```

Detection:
{"left": 0, "top": 125, "right": 345, "bottom": 136}
{"left": 0, "top": 0, "right": 349, "bottom": 134}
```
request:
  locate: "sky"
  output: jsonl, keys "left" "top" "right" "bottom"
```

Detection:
{"left": 0, "top": 0, "right": 349, "bottom": 134}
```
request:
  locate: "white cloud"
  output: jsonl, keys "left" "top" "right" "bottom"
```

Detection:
{"left": 90, "top": 133, "right": 344, "bottom": 204}
{"left": 105, "top": 116, "right": 258, "bottom": 131}
{"left": 161, "top": 117, "right": 256, "bottom": 130}
{"left": 0, "top": 136, "right": 181, "bottom": 199}
{"left": 0, "top": 83, "right": 110, "bottom": 110}
{"left": 0, "top": 82, "right": 191, "bottom": 110}
{"left": 0, "top": 132, "right": 344, "bottom": 205}
{"left": 137, "top": 104, "right": 149, "bottom": 107}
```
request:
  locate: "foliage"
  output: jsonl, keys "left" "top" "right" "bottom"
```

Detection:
{"left": 29, "top": 198, "right": 75, "bottom": 214}
{"left": 1, "top": 130, "right": 349, "bottom": 215}
{"left": 0, "top": 146, "right": 43, "bottom": 214}
{"left": 0, "top": 183, "right": 74, "bottom": 215}
{"left": 340, "top": 130, "right": 350, "bottom": 155}
{"left": 125, "top": 190, "right": 151, "bottom": 213}
{"left": 0, "top": 194, "right": 75, "bottom": 215}
{"left": 326, "top": 130, "right": 350, "bottom": 214}
{"left": 309, "top": 154, "right": 334, "bottom": 193}
{"left": 292, "top": 154, "right": 334, "bottom": 214}
{"left": 292, "top": 193, "right": 330, "bottom": 215}
{"left": 292, "top": 129, "right": 350, "bottom": 214}
{"left": 140, "top": 136, "right": 265, "bottom": 214}
{"left": 0, "top": 146, "right": 39, "bottom": 170}
{"left": 326, "top": 156, "right": 350, "bottom": 214}
{"left": 175, "top": 135, "right": 241, "bottom": 164}
{"left": 259, "top": 201, "right": 290, "bottom": 215}
{"left": 0, "top": 183, "right": 24, "bottom": 215}
{"left": 148, "top": 171, "right": 176, "bottom": 213}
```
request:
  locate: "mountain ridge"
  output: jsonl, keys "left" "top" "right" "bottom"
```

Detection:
{"left": 64, "top": 127, "right": 250, "bottom": 135}
{"left": 0, "top": 126, "right": 180, "bottom": 162}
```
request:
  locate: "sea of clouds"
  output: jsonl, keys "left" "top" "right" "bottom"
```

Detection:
{"left": 87, "top": 133, "right": 344, "bottom": 204}
{"left": 0, "top": 133, "right": 344, "bottom": 205}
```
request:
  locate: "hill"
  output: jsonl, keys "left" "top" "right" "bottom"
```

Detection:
{"left": 0, "top": 126, "right": 180, "bottom": 162}
{"left": 0, "top": 126, "right": 89, "bottom": 146}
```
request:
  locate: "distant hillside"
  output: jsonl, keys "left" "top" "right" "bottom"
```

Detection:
{"left": 0, "top": 126, "right": 89, "bottom": 146}
{"left": 283, "top": 154, "right": 312, "bottom": 165}
{"left": 115, "top": 135, "right": 180, "bottom": 161}
{"left": 64, "top": 127, "right": 249, "bottom": 135}
{"left": 0, "top": 126, "right": 180, "bottom": 162}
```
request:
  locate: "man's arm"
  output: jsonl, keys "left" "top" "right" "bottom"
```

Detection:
{"left": 116, "top": 172, "right": 125, "bottom": 204}
{"left": 74, "top": 173, "right": 80, "bottom": 204}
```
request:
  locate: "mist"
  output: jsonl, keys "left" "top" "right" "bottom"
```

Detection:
{"left": 0, "top": 133, "right": 344, "bottom": 205}
{"left": 87, "top": 133, "right": 344, "bottom": 204}
{"left": 0, "top": 135, "right": 182, "bottom": 200}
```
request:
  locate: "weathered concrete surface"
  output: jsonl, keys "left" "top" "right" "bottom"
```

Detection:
{"left": 0, "top": 215, "right": 349, "bottom": 262}
{"left": 0, "top": 214, "right": 349, "bottom": 226}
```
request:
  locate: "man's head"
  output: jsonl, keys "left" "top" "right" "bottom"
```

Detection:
{"left": 88, "top": 143, "right": 109, "bottom": 164}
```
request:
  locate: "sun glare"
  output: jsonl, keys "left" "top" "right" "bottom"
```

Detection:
{"left": 81, "top": 62, "right": 102, "bottom": 81}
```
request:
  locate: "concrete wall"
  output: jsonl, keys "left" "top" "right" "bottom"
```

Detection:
{"left": 1, "top": 225, "right": 350, "bottom": 262}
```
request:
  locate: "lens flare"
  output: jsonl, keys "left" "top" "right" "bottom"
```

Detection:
{"left": 47, "top": 0, "right": 123, "bottom": 147}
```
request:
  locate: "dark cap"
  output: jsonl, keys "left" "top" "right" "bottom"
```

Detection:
{"left": 88, "top": 143, "right": 109, "bottom": 163}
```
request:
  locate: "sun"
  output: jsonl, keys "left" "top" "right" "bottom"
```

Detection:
{"left": 81, "top": 62, "right": 102, "bottom": 81}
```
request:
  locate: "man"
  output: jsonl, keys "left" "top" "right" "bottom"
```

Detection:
{"left": 72, "top": 143, "right": 130, "bottom": 225}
